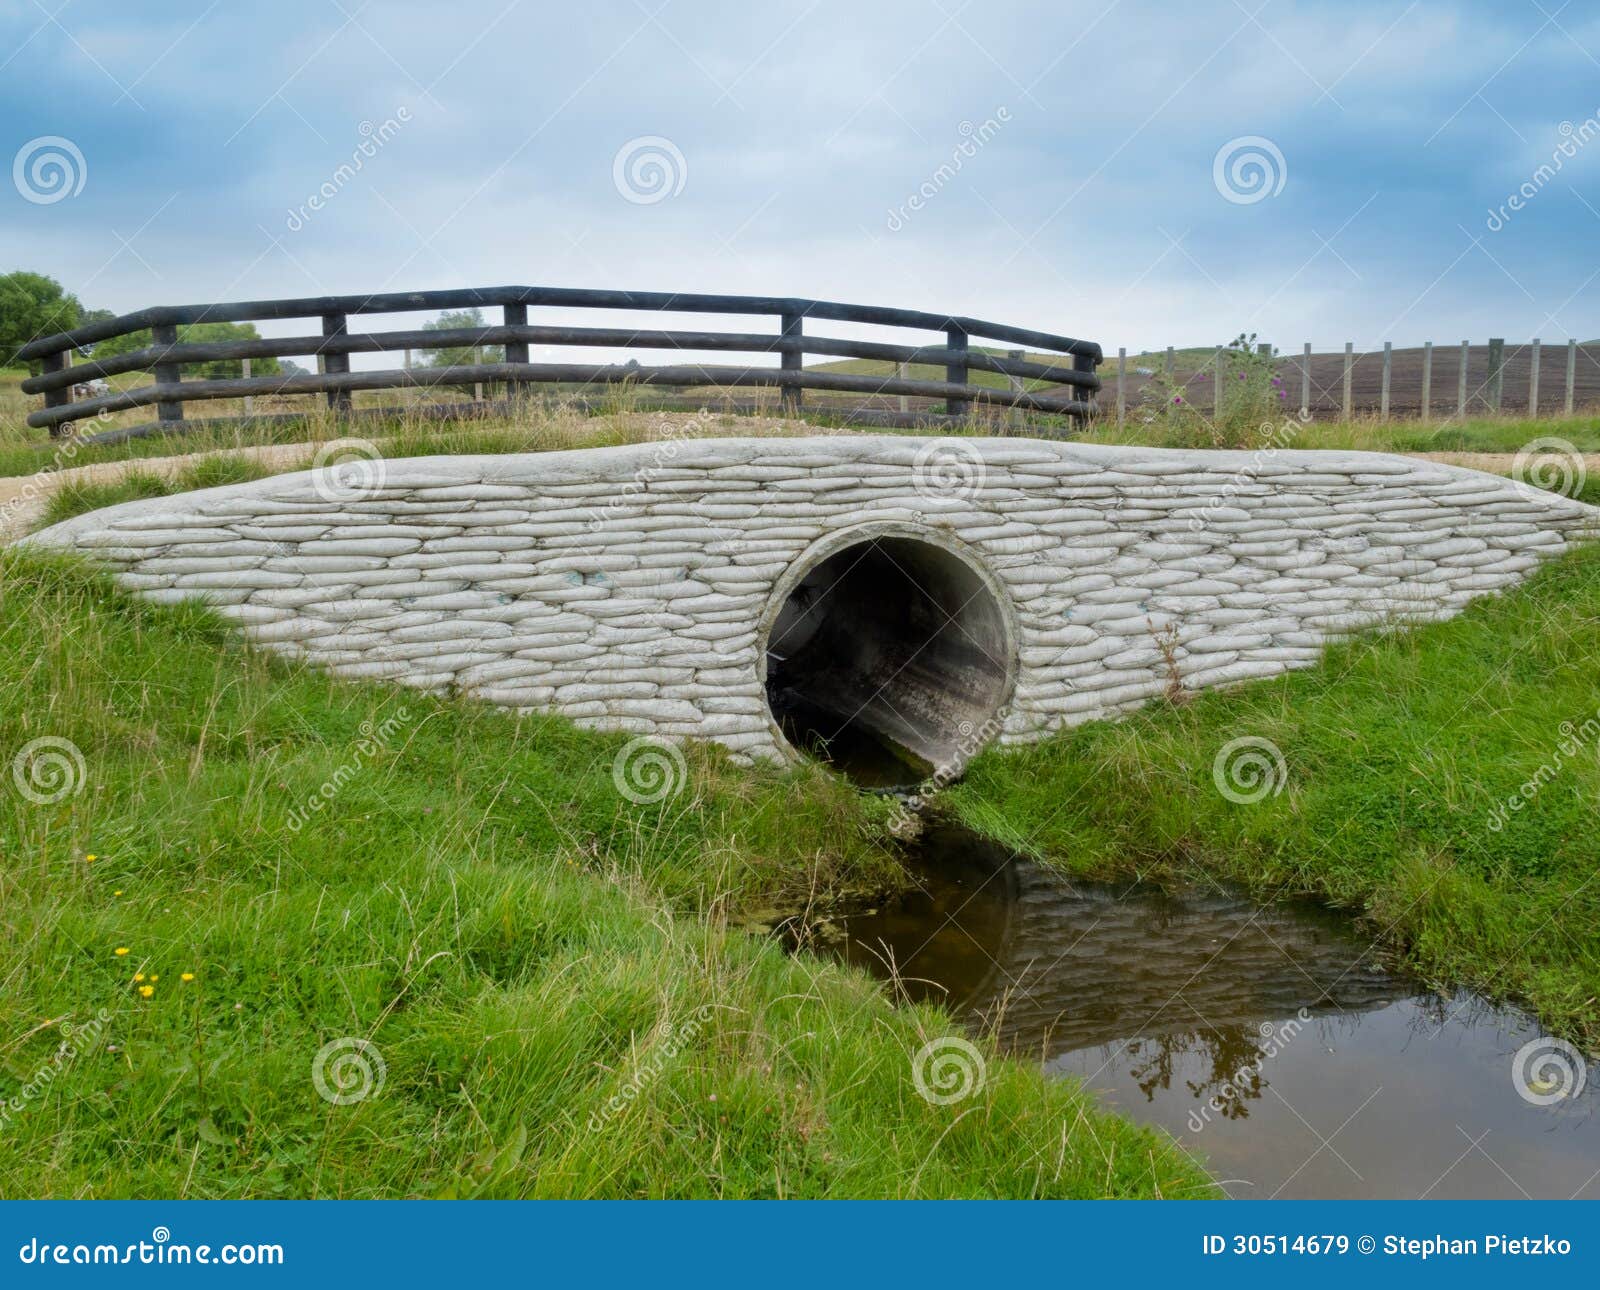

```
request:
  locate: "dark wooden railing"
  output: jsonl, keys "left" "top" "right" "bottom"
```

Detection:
{"left": 17, "top": 286, "right": 1101, "bottom": 441}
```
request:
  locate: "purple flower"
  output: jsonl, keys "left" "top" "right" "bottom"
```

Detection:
{"left": 1173, "top": 396, "right": 1183, "bottom": 404}
{"left": 1271, "top": 376, "right": 1281, "bottom": 385}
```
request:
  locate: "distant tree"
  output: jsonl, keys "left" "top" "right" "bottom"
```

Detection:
{"left": 420, "top": 308, "right": 502, "bottom": 368}
{"left": 0, "top": 271, "right": 82, "bottom": 370}
{"left": 90, "top": 321, "right": 281, "bottom": 379}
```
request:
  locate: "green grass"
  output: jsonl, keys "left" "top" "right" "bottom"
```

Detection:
{"left": 949, "top": 542, "right": 1600, "bottom": 1048}
{"left": 0, "top": 551, "right": 1210, "bottom": 1199}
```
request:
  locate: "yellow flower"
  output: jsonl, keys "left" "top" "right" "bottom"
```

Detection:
{"left": 180, "top": 973, "right": 195, "bottom": 982}
{"left": 113, "top": 890, "right": 123, "bottom": 897}
{"left": 85, "top": 854, "right": 97, "bottom": 863}
{"left": 149, "top": 974, "right": 159, "bottom": 983}
{"left": 114, "top": 947, "right": 129, "bottom": 956}
{"left": 138, "top": 985, "right": 154, "bottom": 999}
{"left": 133, "top": 973, "right": 145, "bottom": 983}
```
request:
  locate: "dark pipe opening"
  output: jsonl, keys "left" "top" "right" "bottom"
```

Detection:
{"left": 763, "top": 535, "right": 1012, "bottom": 787}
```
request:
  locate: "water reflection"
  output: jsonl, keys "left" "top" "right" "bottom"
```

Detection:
{"left": 786, "top": 819, "right": 1600, "bottom": 1198}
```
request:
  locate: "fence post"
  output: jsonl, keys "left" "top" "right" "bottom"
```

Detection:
{"left": 1300, "top": 341, "right": 1311, "bottom": 418}
{"left": 945, "top": 324, "right": 969, "bottom": 417}
{"left": 504, "top": 302, "right": 529, "bottom": 406}
{"left": 1458, "top": 340, "right": 1469, "bottom": 418}
{"left": 1380, "top": 341, "right": 1392, "bottom": 419}
{"left": 1341, "top": 342, "right": 1353, "bottom": 421}
{"left": 780, "top": 311, "right": 804, "bottom": 416}
{"left": 1528, "top": 338, "right": 1540, "bottom": 415}
{"left": 40, "top": 350, "right": 71, "bottom": 437}
{"left": 242, "top": 357, "right": 254, "bottom": 416}
{"left": 1073, "top": 351, "right": 1096, "bottom": 426}
{"left": 1005, "top": 348, "right": 1024, "bottom": 431}
{"left": 322, "top": 314, "right": 352, "bottom": 415}
{"left": 1486, "top": 337, "right": 1504, "bottom": 412}
{"left": 1566, "top": 339, "right": 1577, "bottom": 416}
{"left": 153, "top": 322, "right": 184, "bottom": 426}
{"left": 1117, "top": 346, "right": 1127, "bottom": 426}
{"left": 1420, "top": 341, "right": 1432, "bottom": 421}
{"left": 896, "top": 360, "right": 909, "bottom": 414}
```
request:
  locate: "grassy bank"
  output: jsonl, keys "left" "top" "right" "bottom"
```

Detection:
{"left": 949, "top": 541, "right": 1600, "bottom": 1048}
{"left": 0, "top": 552, "right": 1210, "bottom": 1198}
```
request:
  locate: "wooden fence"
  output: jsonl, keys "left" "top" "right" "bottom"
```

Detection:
{"left": 17, "top": 286, "right": 1101, "bottom": 442}
{"left": 1107, "top": 339, "right": 1600, "bottom": 424}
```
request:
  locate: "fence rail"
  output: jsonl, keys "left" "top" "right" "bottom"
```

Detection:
{"left": 17, "top": 285, "right": 1102, "bottom": 440}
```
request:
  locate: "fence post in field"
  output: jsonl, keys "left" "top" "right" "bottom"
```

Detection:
{"left": 1528, "top": 338, "right": 1541, "bottom": 415}
{"left": 944, "top": 324, "right": 969, "bottom": 417}
{"left": 321, "top": 314, "right": 352, "bottom": 415}
{"left": 1486, "top": 337, "right": 1505, "bottom": 412}
{"left": 1420, "top": 342, "right": 1432, "bottom": 421}
{"left": 1073, "top": 351, "right": 1097, "bottom": 427}
{"left": 1117, "top": 347, "right": 1127, "bottom": 426}
{"left": 1341, "top": 342, "right": 1353, "bottom": 420}
{"left": 1300, "top": 342, "right": 1311, "bottom": 417}
{"left": 1566, "top": 340, "right": 1577, "bottom": 416}
{"left": 896, "top": 361, "right": 909, "bottom": 413}
{"left": 780, "top": 311, "right": 804, "bottom": 415}
{"left": 1006, "top": 348, "right": 1024, "bottom": 430}
{"left": 153, "top": 322, "right": 184, "bottom": 426}
{"left": 1380, "top": 341, "right": 1392, "bottom": 419}
{"left": 242, "top": 357, "right": 253, "bottom": 416}
{"left": 40, "top": 350, "right": 70, "bottom": 437}
{"left": 1458, "top": 340, "right": 1469, "bottom": 418}
{"left": 504, "top": 303, "right": 529, "bottom": 405}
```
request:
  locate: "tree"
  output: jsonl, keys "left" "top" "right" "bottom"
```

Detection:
{"left": 420, "top": 308, "right": 502, "bottom": 368}
{"left": 90, "top": 321, "right": 281, "bottom": 379}
{"left": 0, "top": 271, "right": 82, "bottom": 370}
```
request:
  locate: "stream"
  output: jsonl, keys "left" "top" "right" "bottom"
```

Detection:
{"left": 787, "top": 818, "right": 1600, "bottom": 1199}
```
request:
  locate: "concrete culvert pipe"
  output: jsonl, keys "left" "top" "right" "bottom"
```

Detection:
{"left": 760, "top": 528, "right": 1017, "bottom": 785}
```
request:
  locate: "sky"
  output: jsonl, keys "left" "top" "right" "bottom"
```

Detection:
{"left": 4, "top": 0, "right": 1600, "bottom": 359}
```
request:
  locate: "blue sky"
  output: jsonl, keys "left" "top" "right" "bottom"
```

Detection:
{"left": 4, "top": 0, "right": 1599, "bottom": 355}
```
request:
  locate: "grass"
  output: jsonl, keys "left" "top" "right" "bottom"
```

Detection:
{"left": 948, "top": 541, "right": 1600, "bottom": 1048}
{"left": 0, "top": 551, "right": 1211, "bottom": 1198}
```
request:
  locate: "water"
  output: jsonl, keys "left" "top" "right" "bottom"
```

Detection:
{"left": 791, "top": 820, "right": 1600, "bottom": 1199}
